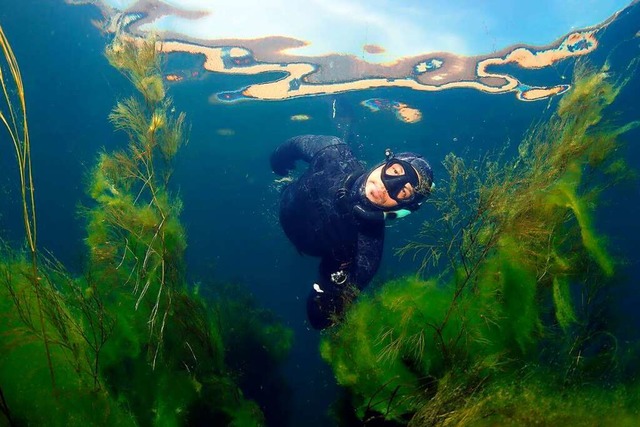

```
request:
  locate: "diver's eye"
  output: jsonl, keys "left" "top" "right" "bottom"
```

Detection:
{"left": 397, "top": 184, "right": 414, "bottom": 200}
{"left": 387, "top": 164, "right": 405, "bottom": 176}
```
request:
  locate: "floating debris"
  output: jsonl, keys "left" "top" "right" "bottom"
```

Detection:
{"left": 165, "top": 74, "right": 183, "bottom": 82}
{"left": 361, "top": 98, "right": 422, "bottom": 123}
{"left": 216, "top": 128, "right": 235, "bottom": 136}
{"left": 290, "top": 114, "right": 311, "bottom": 121}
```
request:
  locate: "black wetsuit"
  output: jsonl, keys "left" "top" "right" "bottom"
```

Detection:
{"left": 271, "top": 135, "right": 384, "bottom": 329}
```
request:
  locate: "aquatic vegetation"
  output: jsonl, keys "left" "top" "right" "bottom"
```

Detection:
{"left": 87, "top": 35, "right": 189, "bottom": 363}
{"left": 320, "top": 64, "right": 639, "bottom": 424}
{"left": 106, "top": 36, "right": 166, "bottom": 105}
{"left": 0, "top": 24, "right": 55, "bottom": 390}
{"left": 0, "top": 250, "right": 134, "bottom": 426}
{"left": 213, "top": 283, "right": 293, "bottom": 366}
{"left": 0, "top": 33, "right": 290, "bottom": 426}
{"left": 0, "top": 26, "right": 36, "bottom": 251}
{"left": 209, "top": 283, "right": 294, "bottom": 425}
{"left": 97, "top": 286, "right": 265, "bottom": 427}
{"left": 409, "top": 369, "right": 640, "bottom": 426}
{"left": 82, "top": 36, "right": 267, "bottom": 425}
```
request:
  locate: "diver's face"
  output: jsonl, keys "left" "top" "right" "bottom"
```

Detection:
{"left": 365, "top": 163, "right": 416, "bottom": 208}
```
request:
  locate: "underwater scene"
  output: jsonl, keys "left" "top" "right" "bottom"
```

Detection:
{"left": 0, "top": 0, "right": 639, "bottom": 426}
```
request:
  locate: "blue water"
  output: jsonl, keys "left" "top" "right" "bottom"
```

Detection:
{"left": 1, "top": 1, "right": 639, "bottom": 426}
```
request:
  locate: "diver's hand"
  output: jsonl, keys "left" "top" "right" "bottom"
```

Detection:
{"left": 270, "top": 151, "right": 296, "bottom": 176}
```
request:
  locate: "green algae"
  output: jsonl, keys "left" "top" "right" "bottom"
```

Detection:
{"left": 0, "top": 35, "right": 291, "bottom": 426}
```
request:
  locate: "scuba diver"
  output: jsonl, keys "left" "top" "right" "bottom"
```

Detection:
{"left": 271, "top": 135, "right": 434, "bottom": 329}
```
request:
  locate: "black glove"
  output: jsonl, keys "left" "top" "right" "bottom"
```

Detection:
{"left": 306, "top": 282, "right": 344, "bottom": 330}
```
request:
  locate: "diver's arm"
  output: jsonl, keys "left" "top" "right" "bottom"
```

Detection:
{"left": 270, "top": 135, "right": 345, "bottom": 176}
{"left": 350, "top": 227, "right": 385, "bottom": 290}
{"left": 306, "top": 227, "right": 384, "bottom": 330}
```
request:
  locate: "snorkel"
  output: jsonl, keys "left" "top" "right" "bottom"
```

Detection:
{"left": 353, "top": 204, "right": 415, "bottom": 221}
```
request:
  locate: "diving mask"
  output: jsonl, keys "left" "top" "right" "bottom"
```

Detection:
{"left": 380, "top": 149, "right": 421, "bottom": 204}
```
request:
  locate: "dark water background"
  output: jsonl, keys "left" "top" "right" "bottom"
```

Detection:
{"left": 0, "top": 1, "right": 638, "bottom": 426}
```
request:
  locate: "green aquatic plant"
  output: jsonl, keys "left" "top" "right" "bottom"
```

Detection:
{"left": 97, "top": 284, "right": 264, "bottom": 427}
{"left": 209, "top": 283, "right": 294, "bottom": 423}
{"left": 83, "top": 36, "right": 268, "bottom": 426}
{"left": 86, "top": 36, "right": 189, "bottom": 365}
{"left": 0, "top": 26, "right": 36, "bottom": 255}
{"left": 0, "top": 249, "right": 135, "bottom": 426}
{"left": 0, "top": 32, "right": 273, "bottom": 426}
{"left": 1, "top": 27, "right": 127, "bottom": 424}
{"left": 1, "top": 25, "right": 116, "bottom": 401}
{"left": 321, "top": 64, "right": 639, "bottom": 424}
{"left": 408, "top": 367, "right": 640, "bottom": 426}
{"left": 0, "top": 24, "right": 56, "bottom": 390}
{"left": 106, "top": 36, "right": 166, "bottom": 105}
{"left": 212, "top": 283, "right": 294, "bottom": 367}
